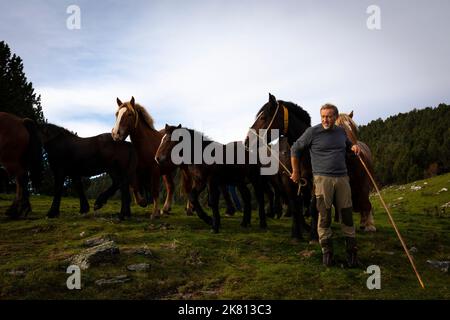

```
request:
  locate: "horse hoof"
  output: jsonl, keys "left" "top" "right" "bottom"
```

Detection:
{"left": 162, "top": 210, "right": 170, "bottom": 216}
{"left": 138, "top": 200, "right": 148, "bottom": 208}
{"left": 364, "top": 226, "right": 377, "bottom": 232}
{"left": 93, "top": 203, "right": 103, "bottom": 211}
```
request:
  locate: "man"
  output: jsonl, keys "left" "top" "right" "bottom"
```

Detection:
{"left": 290, "top": 103, "right": 361, "bottom": 267}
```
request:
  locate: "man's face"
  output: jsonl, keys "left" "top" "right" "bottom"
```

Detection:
{"left": 320, "top": 108, "right": 336, "bottom": 130}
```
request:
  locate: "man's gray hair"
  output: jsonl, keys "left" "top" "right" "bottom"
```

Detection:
{"left": 320, "top": 103, "right": 339, "bottom": 117}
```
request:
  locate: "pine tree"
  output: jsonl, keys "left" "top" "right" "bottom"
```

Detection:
{"left": 0, "top": 41, "right": 45, "bottom": 122}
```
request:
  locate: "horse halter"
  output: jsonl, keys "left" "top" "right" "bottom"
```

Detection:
{"left": 262, "top": 100, "right": 289, "bottom": 138}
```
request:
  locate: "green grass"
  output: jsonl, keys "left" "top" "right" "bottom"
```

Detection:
{"left": 1, "top": 173, "right": 450, "bottom": 299}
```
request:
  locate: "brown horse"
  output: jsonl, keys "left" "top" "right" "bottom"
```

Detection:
{"left": 336, "top": 112, "right": 376, "bottom": 232}
{"left": 111, "top": 97, "right": 175, "bottom": 218}
{"left": 0, "top": 112, "right": 42, "bottom": 218}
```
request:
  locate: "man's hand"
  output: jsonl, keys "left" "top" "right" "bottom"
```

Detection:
{"left": 290, "top": 156, "right": 300, "bottom": 183}
{"left": 351, "top": 144, "right": 361, "bottom": 156}
{"left": 290, "top": 170, "right": 300, "bottom": 183}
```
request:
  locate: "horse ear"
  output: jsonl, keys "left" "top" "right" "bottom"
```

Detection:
{"left": 130, "top": 96, "right": 135, "bottom": 107}
{"left": 269, "top": 93, "right": 277, "bottom": 104}
{"left": 116, "top": 98, "right": 123, "bottom": 107}
{"left": 268, "top": 93, "right": 277, "bottom": 107}
{"left": 177, "top": 124, "right": 182, "bottom": 128}
{"left": 165, "top": 123, "right": 169, "bottom": 130}
{"left": 349, "top": 110, "right": 354, "bottom": 118}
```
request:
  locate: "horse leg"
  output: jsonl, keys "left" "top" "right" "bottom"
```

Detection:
{"left": 189, "top": 180, "right": 212, "bottom": 226}
{"left": 220, "top": 185, "right": 236, "bottom": 216}
{"left": 20, "top": 174, "right": 32, "bottom": 217}
{"left": 150, "top": 174, "right": 161, "bottom": 219}
{"left": 5, "top": 170, "right": 26, "bottom": 218}
{"left": 309, "top": 196, "right": 319, "bottom": 243}
{"left": 209, "top": 181, "right": 221, "bottom": 233}
{"left": 363, "top": 209, "right": 376, "bottom": 232}
{"left": 288, "top": 196, "right": 303, "bottom": 240}
{"left": 48, "top": 172, "right": 64, "bottom": 218}
{"left": 94, "top": 176, "right": 119, "bottom": 211}
{"left": 273, "top": 187, "right": 283, "bottom": 219}
{"left": 162, "top": 174, "right": 174, "bottom": 214}
{"left": 237, "top": 183, "right": 252, "bottom": 228}
{"left": 264, "top": 182, "right": 275, "bottom": 219}
{"left": 119, "top": 175, "right": 132, "bottom": 220}
{"left": 73, "top": 176, "right": 89, "bottom": 214}
{"left": 254, "top": 181, "right": 267, "bottom": 229}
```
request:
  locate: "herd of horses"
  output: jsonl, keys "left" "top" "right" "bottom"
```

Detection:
{"left": 0, "top": 93, "right": 376, "bottom": 242}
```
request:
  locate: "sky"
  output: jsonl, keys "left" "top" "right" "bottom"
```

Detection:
{"left": 1, "top": 0, "right": 449, "bottom": 143}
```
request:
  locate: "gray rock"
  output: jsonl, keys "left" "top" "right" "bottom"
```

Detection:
{"left": 127, "top": 263, "right": 150, "bottom": 272}
{"left": 95, "top": 275, "right": 131, "bottom": 286}
{"left": 134, "top": 248, "right": 153, "bottom": 257}
{"left": 71, "top": 241, "right": 120, "bottom": 270}
{"left": 8, "top": 270, "right": 26, "bottom": 276}
{"left": 84, "top": 234, "right": 115, "bottom": 247}
{"left": 427, "top": 260, "right": 450, "bottom": 272}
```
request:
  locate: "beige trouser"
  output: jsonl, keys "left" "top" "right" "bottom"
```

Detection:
{"left": 314, "top": 175, "right": 355, "bottom": 245}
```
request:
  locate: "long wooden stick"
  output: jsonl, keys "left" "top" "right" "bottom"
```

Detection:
{"left": 357, "top": 154, "right": 425, "bottom": 289}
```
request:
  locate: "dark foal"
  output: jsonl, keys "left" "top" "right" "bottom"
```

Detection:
{"left": 39, "top": 123, "right": 145, "bottom": 220}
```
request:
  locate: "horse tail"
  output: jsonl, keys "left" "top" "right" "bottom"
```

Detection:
{"left": 23, "top": 119, "right": 43, "bottom": 190}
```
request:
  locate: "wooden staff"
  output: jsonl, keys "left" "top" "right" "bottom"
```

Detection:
{"left": 357, "top": 154, "right": 425, "bottom": 289}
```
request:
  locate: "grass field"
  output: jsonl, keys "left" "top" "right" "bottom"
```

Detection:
{"left": 0, "top": 173, "right": 449, "bottom": 300}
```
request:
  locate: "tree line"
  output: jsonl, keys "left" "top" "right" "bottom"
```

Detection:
{"left": 359, "top": 103, "right": 450, "bottom": 186}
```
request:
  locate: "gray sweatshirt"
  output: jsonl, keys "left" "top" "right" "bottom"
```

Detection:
{"left": 291, "top": 124, "right": 353, "bottom": 177}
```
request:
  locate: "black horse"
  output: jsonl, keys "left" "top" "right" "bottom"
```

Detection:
{"left": 156, "top": 125, "right": 267, "bottom": 233}
{"left": 38, "top": 123, "right": 145, "bottom": 219}
{"left": 246, "top": 93, "right": 317, "bottom": 241}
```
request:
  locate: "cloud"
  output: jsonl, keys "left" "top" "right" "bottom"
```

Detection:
{"left": 4, "top": 0, "right": 450, "bottom": 143}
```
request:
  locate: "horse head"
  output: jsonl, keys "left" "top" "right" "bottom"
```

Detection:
{"left": 155, "top": 124, "right": 182, "bottom": 167}
{"left": 112, "top": 96, "right": 138, "bottom": 141}
{"left": 336, "top": 111, "right": 358, "bottom": 145}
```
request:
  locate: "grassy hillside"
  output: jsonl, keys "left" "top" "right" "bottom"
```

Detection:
{"left": 0, "top": 173, "right": 449, "bottom": 300}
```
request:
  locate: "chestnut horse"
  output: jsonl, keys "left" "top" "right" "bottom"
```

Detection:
{"left": 0, "top": 112, "right": 42, "bottom": 218}
{"left": 336, "top": 112, "right": 376, "bottom": 232}
{"left": 111, "top": 97, "right": 175, "bottom": 218}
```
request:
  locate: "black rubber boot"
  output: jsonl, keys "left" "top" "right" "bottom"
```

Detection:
{"left": 321, "top": 239, "right": 334, "bottom": 267}
{"left": 345, "top": 237, "right": 359, "bottom": 268}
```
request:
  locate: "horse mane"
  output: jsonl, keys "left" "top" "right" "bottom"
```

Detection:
{"left": 120, "top": 101, "right": 155, "bottom": 130}
{"left": 134, "top": 103, "right": 155, "bottom": 130}
{"left": 279, "top": 101, "right": 312, "bottom": 126}
{"left": 257, "top": 100, "right": 311, "bottom": 126}
{"left": 41, "top": 122, "right": 78, "bottom": 137}
{"left": 336, "top": 113, "right": 359, "bottom": 144}
{"left": 182, "top": 127, "right": 213, "bottom": 142}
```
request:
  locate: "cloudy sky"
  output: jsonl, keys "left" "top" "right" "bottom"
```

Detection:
{"left": 1, "top": 0, "right": 449, "bottom": 143}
